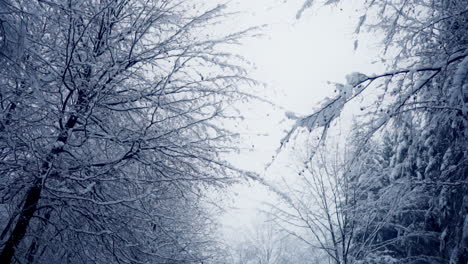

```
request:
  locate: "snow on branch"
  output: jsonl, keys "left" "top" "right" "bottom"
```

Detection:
{"left": 279, "top": 51, "right": 467, "bottom": 153}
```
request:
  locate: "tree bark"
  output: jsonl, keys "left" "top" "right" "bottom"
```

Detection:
{"left": 0, "top": 182, "right": 42, "bottom": 263}
{"left": 0, "top": 111, "right": 79, "bottom": 263}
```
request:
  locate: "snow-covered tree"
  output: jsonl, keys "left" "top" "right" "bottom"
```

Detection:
{"left": 283, "top": 0, "right": 468, "bottom": 263}
{"left": 230, "top": 220, "right": 317, "bottom": 264}
{"left": 0, "top": 0, "right": 255, "bottom": 263}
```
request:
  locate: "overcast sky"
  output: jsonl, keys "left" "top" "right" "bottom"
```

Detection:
{"left": 214, "top": 0, "right": 385, "bottom": 242}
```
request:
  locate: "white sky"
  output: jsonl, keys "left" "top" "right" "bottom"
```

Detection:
{"left": 213, "top": 0, "right": 385, "bottom": 243}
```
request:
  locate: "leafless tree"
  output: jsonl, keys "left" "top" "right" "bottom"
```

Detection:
{"left": 231, "top": 219, "right": 316, "bottom": 264}
{"left": 281, "top": 0, "right": 468, "bottom": 263}
{"left": 0, "top": 0, "right": 256, "bottom": 263}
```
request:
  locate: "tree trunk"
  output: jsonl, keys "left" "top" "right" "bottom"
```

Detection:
{"left": 0, "top": 112, "right": 79, "bottom": 263}
{"left": 0, "top": 181, "right": 42, "bottom": 263}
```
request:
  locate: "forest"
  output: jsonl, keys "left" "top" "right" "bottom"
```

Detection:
{"left": 0, "top": 0, "right": 466, "bottom": 263}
